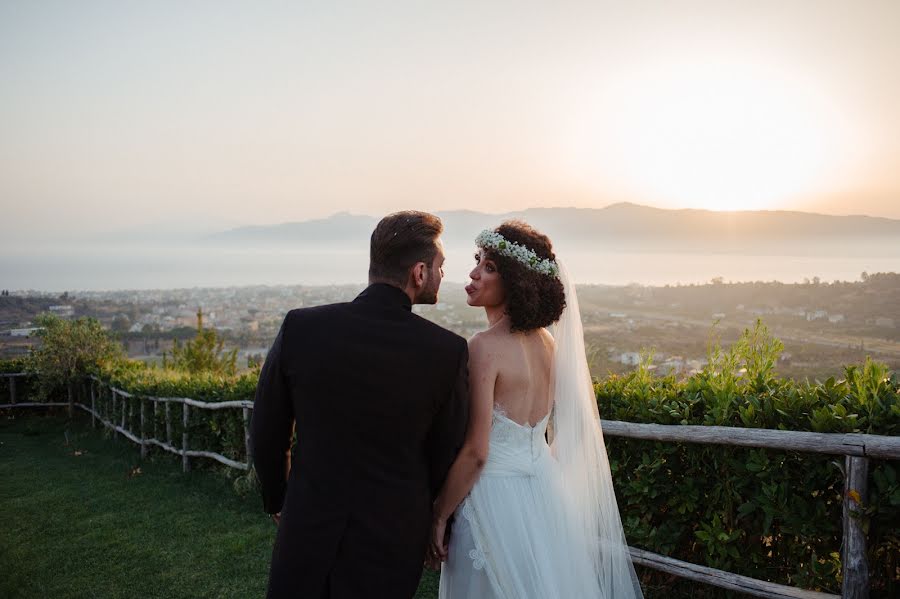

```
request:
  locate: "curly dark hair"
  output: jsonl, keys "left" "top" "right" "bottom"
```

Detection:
{"left": 486, "top": 220, "right": 566, "bottom": 332}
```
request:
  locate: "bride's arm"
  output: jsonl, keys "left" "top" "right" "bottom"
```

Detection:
{"left": 431, "top": 334, "right": 496, "bottom": 560}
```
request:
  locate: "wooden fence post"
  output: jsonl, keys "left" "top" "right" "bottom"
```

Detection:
{"left": 111, "top": 390, "right": 118, "bottom": 438}
{"left": 165, "top": 402, "right": 172, "bottom": 446}
{"left": 90, "top": 380, "right": 96, "bottom": 429}
{"left": 139, "top": 398, "right": 147, "bottom": 459}
{"left": 841, "top": 455, "right": 870, "bottom": 599}
{"left": 121, "top": 394, "right": 126, "bottom": 433}
{"left": 182, "top": 402, "right": 190, "bottom": 473}
{"left": 153, "top": 400, "right": 158, "bottom": 440}
{"left": 9, "top": 376, "right": 15, "bottom": 404}
{"left": 67, "top": 381, "right": 74, "bottom": 418}
{"left": 243, "top": 407, "right": 252, "bottom": 470}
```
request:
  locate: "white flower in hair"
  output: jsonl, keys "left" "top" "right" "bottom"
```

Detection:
{"left": 475, "top": 230, "right": 560, "bottom": 278}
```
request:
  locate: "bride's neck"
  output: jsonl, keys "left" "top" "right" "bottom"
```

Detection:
{"left": 484, "top": 305, "right": 509, "bottom": 330}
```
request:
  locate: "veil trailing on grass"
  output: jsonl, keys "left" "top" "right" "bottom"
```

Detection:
{"left": 550, "top": 260, "right": 644, "bottom": 598}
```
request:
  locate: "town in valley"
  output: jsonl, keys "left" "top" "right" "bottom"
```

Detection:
{"left": 2, "top": 273, "right": 898, "bottom": 382}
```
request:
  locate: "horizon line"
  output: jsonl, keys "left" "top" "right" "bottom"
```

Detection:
{"left": 220, "top": 201, "right": 900, "bottom": 229}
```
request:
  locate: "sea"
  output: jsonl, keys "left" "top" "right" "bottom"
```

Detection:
{"left": 2, "top": 242, "right": 898, "bottom": 291}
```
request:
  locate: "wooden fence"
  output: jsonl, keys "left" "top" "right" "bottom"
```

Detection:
{"left": 601, "top": 420, "right": 900, "bottom": 599}
{"left": 85, "top": 375, "right": 255, "bottom": 472}
{"left": 2, "top": 372, "right": 898, "bottom": 598}
{"left": 2, "top": 371, "right": 29, "bottom": 405}
{"left": 0, "top": 373, "right": 254, "bottom": 472}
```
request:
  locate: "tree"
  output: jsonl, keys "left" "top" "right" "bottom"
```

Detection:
{"left": 166, "top": 308, "right": 237, "bottom": 376}
{"left": 28, "top": 313, "right": 123, "bottom": 417}
{"left": 111, "top": 314, "right": 132, "bottom": 332}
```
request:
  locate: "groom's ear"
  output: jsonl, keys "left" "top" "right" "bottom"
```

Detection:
{"left": 411, "top": 261, "right": 427, "bottom": 288}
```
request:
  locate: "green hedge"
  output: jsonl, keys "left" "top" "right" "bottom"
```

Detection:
{"left": 1, "top": 356, "right": 256, "bottom": 465}
{"left": 0, "top": 357, "right": 28, "bottom": 374}
{"left": 92, "top": 360, "right": 258, "bottom": 466}
{"left": 597, "top": 344, "right": 899, "bottom": 595}
{"left": 0, "top": 358, "right": 39, "bottom": 403}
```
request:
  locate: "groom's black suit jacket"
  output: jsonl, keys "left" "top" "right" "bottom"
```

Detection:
{"left": 251, "top": 283, "right": 469, "bottom": 599}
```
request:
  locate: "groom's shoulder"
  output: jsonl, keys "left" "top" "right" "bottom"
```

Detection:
{"left": 282, "top": 302, "right": 352, "bottom": 326}
{"left": 409, "top": 312, "right": 466, "bottom": 350}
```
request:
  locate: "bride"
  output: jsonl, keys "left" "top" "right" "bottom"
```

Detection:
{"left": 430, "top": 221, "right": 644, "bottom": 599}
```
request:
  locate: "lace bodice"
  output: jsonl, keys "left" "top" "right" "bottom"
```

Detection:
{"left": 482, "top": 406, "right": 551, "bottom": 477}
{"left": 491, "top": 406, "right": 550, "bottom": 443}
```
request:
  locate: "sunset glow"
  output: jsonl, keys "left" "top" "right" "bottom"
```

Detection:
{"left": 566, "top": 55, "right": 862, "bottom": 212}
{"left": 0, "top": 1, "right": 898, "bottom": 246}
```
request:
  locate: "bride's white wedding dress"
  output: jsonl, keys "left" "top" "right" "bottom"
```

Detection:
{"left": 439, "top": 406, "right": 601, "bottom": 598}
{"left": 439, "top": 261, "right": 643, "bottom": 599}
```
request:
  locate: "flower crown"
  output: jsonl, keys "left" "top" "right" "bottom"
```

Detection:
{"left": 475, "top": 230, "right": 560, "bottom": 278}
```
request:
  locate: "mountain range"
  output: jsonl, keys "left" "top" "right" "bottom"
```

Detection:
{"left": 206, "top": 203, "right": 900, "bottom": 256}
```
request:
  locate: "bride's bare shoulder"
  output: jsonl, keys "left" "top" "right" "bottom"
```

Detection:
{"left": 468, "top": 330, "right": 492, "bottom": 350}
{"left": 537, "top": 327, "right": 556, "bottom": 352}
{"left": 467, "top": 329, "right": 505, "bottom": 361}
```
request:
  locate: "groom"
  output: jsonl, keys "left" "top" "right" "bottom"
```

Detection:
{"left": 251, "top": 211, "right": 470, "bottom": 598}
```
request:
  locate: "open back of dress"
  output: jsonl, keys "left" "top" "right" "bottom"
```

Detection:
{"left": 438, "top": 401, "right": 602, "bottom": 599}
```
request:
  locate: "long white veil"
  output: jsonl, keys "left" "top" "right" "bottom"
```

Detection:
{"left": 550, "top": 260, "right": 644, "bottom": 598}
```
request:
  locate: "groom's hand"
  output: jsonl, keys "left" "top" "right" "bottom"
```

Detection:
{"left": 271, "top": 512, "right": 281, "bottom": 527}
{"left": 424, "top": 522, "right": 445, "bottom": 571}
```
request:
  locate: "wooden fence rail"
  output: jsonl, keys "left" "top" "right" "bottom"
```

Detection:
{"left": 0, "top": 373, "right": 254, "bottom": 472}
{"left": 600, "top": 419, "right": 900, "bottom": 460}
{"left": 2, "top": 372, "right": 897, "bottom": 598}
{"left": 600, "top": 419, "right": 900, "bottom": 599}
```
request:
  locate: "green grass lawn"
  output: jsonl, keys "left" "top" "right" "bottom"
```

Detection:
{"left": 0, "top": 411, "right": 439, "bottom": 598}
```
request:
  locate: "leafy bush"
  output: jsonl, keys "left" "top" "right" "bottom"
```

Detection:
{"left": 95, "top": 360, "right": 257, "bottom": 465}
{"left": 27, "top": 314, "right": 123, "bottom": 407}
{"left": 62, "top": 309, "right": 246, "bottom": 464}
{"left": 597, "top": 321, "right": 899, "bottom": 596}
{"left": 163, "top": 309, "right": 237, "bottom": 376}
{"left": 0, "top": 358, "right": 36, "bottom": 404}
{"left": 0, "top": 357, "right": 28, "bottom": 374}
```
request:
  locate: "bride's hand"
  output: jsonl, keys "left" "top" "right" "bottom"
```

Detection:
{"left": 430, "top": 515, "right": 449, "bottom": 562}
{"left": 424, "top": 552, "right": 441, "bottom": 571}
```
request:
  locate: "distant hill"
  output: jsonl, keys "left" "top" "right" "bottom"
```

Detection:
{"left": 207, "top": 212, "right": 376, "bottom": 245}
{"left": 207, "top": 203, "right": 900, "bottom": 256}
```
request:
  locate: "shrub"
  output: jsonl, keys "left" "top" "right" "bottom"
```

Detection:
{"left": 0, "top": 357, "right": 35, "bottom": 403}
{"left": 0, "top": 357, "right": 28, "bottom": 374}
{"left": 96, "top": 360, "right": 257, "bottom": 465}
{"left": 27, "top": 314, "right": 123, "bottom": 413}
{"left": 163, "top": 309, "right": 237, "bottom": 376}
{"left": 597, "top": 322, "right": 899, "bottom": 596}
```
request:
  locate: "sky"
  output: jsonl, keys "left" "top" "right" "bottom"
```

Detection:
{"left": 1, "top": 0, "right": 899, "bottom": 246}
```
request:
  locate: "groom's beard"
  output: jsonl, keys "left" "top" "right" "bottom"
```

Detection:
{"left": 416, "top": 269, "right": 440, "bottom": 304}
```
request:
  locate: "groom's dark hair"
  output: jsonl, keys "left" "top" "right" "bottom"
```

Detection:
{"left": 369, "top": 211, "right": 443, "bottom": 286}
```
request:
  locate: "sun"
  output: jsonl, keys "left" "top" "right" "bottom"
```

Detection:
{"left": 563, "top": 56, "right": 858, "bottom": 211}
